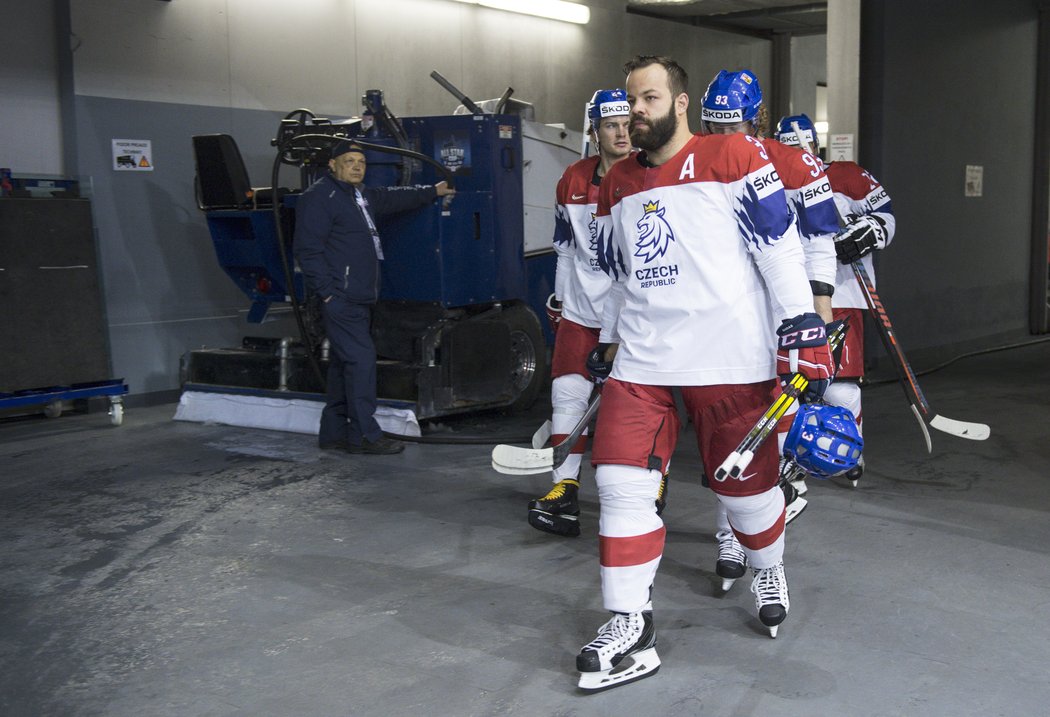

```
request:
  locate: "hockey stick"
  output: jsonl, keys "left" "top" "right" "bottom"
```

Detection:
{"left": 789, "top": 122, "right": 989, "bottom": 448}
{"left": 491, "top": 393, "right": 600, "bottom": 475}
{"left": 851, "top": 261, "right": 990, "bottom": 446}
{"left": 713, "top": 321, "right": 849, "bottom": 482}
{"left": 532, "top": 420, "right": 552, "bottom": 449}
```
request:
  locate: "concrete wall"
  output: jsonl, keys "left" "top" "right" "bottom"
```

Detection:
{"left": 2, "top": 0, "right": 1042, "bottom": 396}
{"left": 0, "top": 1, "right": 64, "bottom": 175}
{"left": 789, "top": 33, "right": 827, "bottom": 120}
{"left": 861, "top": 0, "right": 1038, "bottom": 363}
{"left": 1, "top": 0, "right": 770, "bottom": 397}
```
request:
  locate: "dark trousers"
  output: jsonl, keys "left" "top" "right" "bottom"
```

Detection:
{"left": 319, "top": 298, "right": 382, "bottom": 446}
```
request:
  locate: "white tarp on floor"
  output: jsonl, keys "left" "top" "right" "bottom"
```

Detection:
{"left": 173, "top": 391, "right": 421, "bottom": 437}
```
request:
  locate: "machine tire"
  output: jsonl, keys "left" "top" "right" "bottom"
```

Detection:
{"left": 502, "top": 303, "right": 549, "bottom": 412}
{"left": 109, "top": 401, "right": 124, "bottom": 426}
{"left": 43, "top": 401, "right": 62, "bottom": 419}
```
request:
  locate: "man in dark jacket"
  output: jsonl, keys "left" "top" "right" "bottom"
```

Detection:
{"left": 294, "top": 141, "right": 454, "bottom": 454}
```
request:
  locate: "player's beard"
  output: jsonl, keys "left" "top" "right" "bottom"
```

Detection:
{"left": 630, "top": 104, "right": 678, "bottom": 152}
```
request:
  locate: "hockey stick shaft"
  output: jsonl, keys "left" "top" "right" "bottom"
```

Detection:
{"left": 713, "top": 373, "right": 808, "bottom": 482}
{"left": 851, "top": 261, "right": 930, "bottom": 416}
{"left": 713, "top": 321, "right": 849, "bottom": 482}
{"left": 552, "top": 392, "right": 600, "bottom": 469}
{"left": 792, "top": 119, "right": 987, "bottom": 444}
{"left": 850, "top": 261, "right": 989, "bottom": 444}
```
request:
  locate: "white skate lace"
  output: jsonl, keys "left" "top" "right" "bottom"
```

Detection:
{"left": 583, "top": 613, "right": 641, "bottom": 656}
{"left": 751, "top": 562, "right": 790, "bottom": 611}
{"left": 779, "top": 457, "right": 807, "bottom": 484}
{"left": 716, "top": 530, "right": 746, "bottom": 567}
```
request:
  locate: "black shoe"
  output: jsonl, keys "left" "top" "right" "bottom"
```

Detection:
{"left": 348, "top": 436, "right": 405, "bottom": 455}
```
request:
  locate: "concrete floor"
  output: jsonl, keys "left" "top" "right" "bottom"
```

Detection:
{"left": 2, "top": 341, "right": 1050, "bottom": 717}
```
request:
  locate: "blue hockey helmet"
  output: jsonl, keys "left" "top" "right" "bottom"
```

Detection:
{"left": 783, "top": 403, "right": 864, "bottom": 479}
{"left": 775, "top": 114, "right": 819, "bottom": 151}
{"left": 700, "top": 69, "right": 763, "bottom": 125}
{"left": 587, "top": 89, "right": 630, "bottom": 130}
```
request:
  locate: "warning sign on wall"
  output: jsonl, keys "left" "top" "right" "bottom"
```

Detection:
{"left": 112, "top": 139, "right": 153, "bottom": 172}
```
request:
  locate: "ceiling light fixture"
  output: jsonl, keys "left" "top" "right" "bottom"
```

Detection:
{"left": 447, "top": 0, "right": 590, "bottom": 25}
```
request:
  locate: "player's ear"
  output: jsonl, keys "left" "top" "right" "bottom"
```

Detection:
{"left": 675, "top": 92, "right": 689, "bottom": 116}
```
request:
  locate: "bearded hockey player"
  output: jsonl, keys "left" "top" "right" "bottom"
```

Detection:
{"left": 527, "top": 90, "right": 634, "bottom": 537}
{"left": 574, "top": 55, "right": 833, "bottom": 693}
{"left": 776, "top": 113, "right": 897, "bottom": 488}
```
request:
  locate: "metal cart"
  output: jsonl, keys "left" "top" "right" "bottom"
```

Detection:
{"left": 0, "top": 379, "right": 129, "bottom": 426}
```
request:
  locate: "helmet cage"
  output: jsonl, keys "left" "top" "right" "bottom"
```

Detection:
{"left": 784, "top": 403, "right": 864, "bottom": 479}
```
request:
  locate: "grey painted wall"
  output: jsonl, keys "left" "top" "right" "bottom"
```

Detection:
{"left": 51, "top": 0, "right": 773, "bottom": 396}
{"left": 790, "top": 33, "right": 827, "bottom": 120}
{"left": 862, "top": 0, "right": 1038, "bottom": 363}
{"left": 0, "top": 0, "right": 63, "bottom": 175}
{"left": 3, "top": 0, "right": 1043, "bottom": 397}
{"left": 74, "top": 96, "right": 301, "bottom": 393}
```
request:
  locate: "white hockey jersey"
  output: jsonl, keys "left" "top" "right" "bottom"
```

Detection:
{"left": 764, "top": 140, "right": 838, "bottom": 287}
{"left": 552, "top": 155, "right": 610, "bottom": 328}
{"left": 596, "top": 132, "right": 814, "bottom": 386}
{"left": 823, "top": 160, "right": 896, "bottom": 309}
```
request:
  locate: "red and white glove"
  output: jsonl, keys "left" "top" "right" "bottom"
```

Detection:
{"left": 545, "top": 293, "right": 562, "bottom": 335}
{"left": 776, "top": 312, "right": 834, "bottom": 402}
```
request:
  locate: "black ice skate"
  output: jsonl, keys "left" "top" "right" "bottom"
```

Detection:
{"left": 779, "top": 455, "right": 808, "bottom": 495}
{"left": 780, "top": 475, "right": 808, "bottom": 526}
{"left": 715, "top": 529, "right": 747, "bottom": 592}
{"left": 577, "top": 610, "right": 660, "bottom": 692}
{"left": 527, "top": 478, "right": 580, "bottom": 537}
{"left": 751, "top": 561, "right": 790, "bottom": 638}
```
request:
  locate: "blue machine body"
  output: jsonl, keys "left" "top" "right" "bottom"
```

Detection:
{"left": 202, "top": 113, "right": 546, "bottom": 318}
{"left": 203, "top": 208, "right": 304, "bottom": 322}
{"left": 378, "top": 114, "right": 526, "bottom": 307}
{"left": 192, "top": 105, "right": 559, "bottom": 418}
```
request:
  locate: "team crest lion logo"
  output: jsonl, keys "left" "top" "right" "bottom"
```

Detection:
{"left": 635, "top": 199, "right": 675, "bottom": 262}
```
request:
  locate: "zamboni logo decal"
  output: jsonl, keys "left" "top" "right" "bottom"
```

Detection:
{"left": 634, "top": 200, "right": 675, "bottom": 263}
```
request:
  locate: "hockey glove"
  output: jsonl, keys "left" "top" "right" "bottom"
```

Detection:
{"left": 545, "top": 293, "right": 563, "bottom": 335}
{"left": 586, "top": 343, "right": 614, "bottom": 385}
{"left": 776, "top": 313, "right": 834, "bottom": 402}
{"left": 835, "top": 213, "right": 888, "bottom": 264}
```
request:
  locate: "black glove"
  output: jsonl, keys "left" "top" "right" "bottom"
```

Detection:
{"left": 586, "top": 343, "right": 614, "bottom": 385}
{"left": 835, "top": 213, "right": 888, "bottom": 264}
